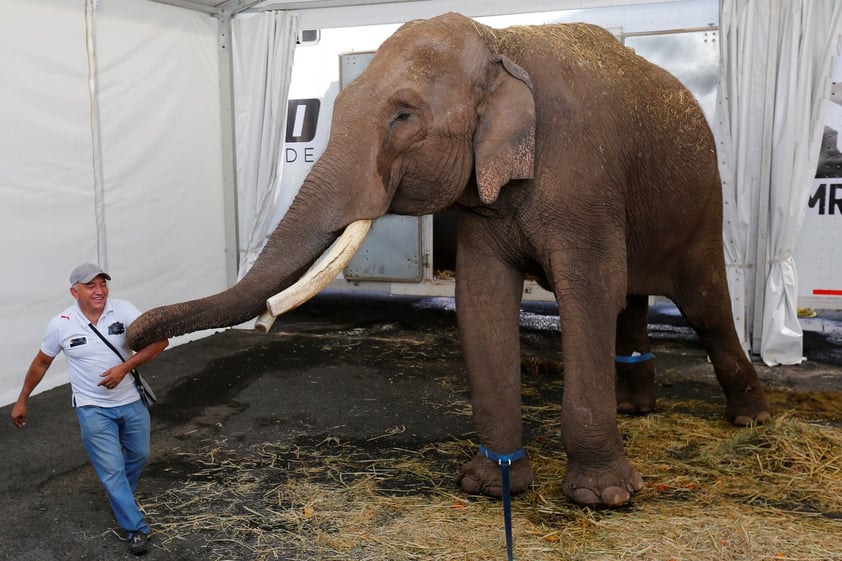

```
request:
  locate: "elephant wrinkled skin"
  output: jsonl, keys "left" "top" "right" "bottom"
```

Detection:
{"left": 128, "top": 13, "right": 771, "bottom": 507}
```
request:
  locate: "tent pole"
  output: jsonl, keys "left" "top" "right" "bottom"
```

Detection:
{"left": 218, "top": 10, "right": 240, "bottom": 287}
{"left": 84, "top": 0, "right": 108, "bottom": 270}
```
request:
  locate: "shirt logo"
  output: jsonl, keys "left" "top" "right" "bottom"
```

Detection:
{"left": 69, "top": 337, "right": 87, "bottom": 348}
{"left": 108, "top": 322, "right": 125, "bottom": 335}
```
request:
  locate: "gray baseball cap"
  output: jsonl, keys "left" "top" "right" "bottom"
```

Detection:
{"left": 69, "top": 263, "right": 111, "bottom": 286}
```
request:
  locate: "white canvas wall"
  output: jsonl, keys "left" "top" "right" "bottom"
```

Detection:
{"left": 0, "top": 0, "right": 228, "bottom": 406}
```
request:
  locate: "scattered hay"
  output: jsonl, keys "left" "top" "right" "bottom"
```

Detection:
{"left": 141, "top": 388, "right": 842, "bottom": 560}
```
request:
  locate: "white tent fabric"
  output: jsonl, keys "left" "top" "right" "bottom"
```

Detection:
{"left": 716, "top": 0, "right": 842, "bottom": 365}
{"left": 232, "top": 11, "right": 300, "bottom": 278}
{"left": 760, "top": 1, "right": 842, "bottom": 365}
{"left": 0, "top": 0, "right": 228, "bottom": 406}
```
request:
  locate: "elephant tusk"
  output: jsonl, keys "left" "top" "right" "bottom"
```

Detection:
{"left": 254, "top": 309, "right": 277, "bottom": 333}
{"left": 254, "top": 219, "right": 372, "bottom": 333}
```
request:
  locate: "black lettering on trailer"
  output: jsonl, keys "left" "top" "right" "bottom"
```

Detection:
{"left": 831, "top": 183, "right": 842, "bottom": 215}
{"left": 807, "top": 183, "right": 842, "bottom": 215}
{"left": 285, "top": 99, "right": 321, "bottom": 143}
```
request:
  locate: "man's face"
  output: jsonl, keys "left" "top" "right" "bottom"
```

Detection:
{"left": 70, "top": 275, "right": 109, "bottom": 313}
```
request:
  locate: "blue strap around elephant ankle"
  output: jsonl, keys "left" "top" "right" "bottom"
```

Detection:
{"left": 615, "top": 351, "right": 653, "bottom": 363}
{"left": 480, "top": 445, "right": 526, "bottom": 561}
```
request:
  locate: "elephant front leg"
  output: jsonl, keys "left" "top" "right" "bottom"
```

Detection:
{"left": 557, "top": 288, "right": 645, "bottom": 507}
{"left": 453, "top": 245, "right": 533, "bottom": 498}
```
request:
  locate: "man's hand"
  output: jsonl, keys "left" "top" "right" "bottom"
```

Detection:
{"left": 98, "top": 338, "right": 168, "bottom": 390}
{"left": 12, "top": 402, "right": 27, "bottom": 428}
{"left": 98, "top": 365, "right": 129, "bottom": 390}
{"left": 13, "top": 351, "right": 55, "bottom": 428}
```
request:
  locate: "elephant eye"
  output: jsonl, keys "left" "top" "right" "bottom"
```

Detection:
{"left": 392, "top": 110, "right": 412, "bottom": 125}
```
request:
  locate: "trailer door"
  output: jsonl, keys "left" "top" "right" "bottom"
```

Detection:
{"left": 340, "top": 51, "right": 424, "bottom": 282}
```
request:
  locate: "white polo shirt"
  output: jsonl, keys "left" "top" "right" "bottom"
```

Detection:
{"left": 41, "top": 298, "right": 142, "bottom": 408}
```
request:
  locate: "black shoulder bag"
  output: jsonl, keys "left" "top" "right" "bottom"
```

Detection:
{"left": 88, "top": 323, "right": 158, "bottom": 407}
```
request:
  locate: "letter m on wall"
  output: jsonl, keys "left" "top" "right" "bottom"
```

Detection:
{"left": 808, "top": 183, "right": 842, "bottom": 215}
{"left": 286, "top": 99, "right": 321, "bottom": 143}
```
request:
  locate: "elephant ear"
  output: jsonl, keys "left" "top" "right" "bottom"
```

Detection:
{"left": 474, "top": 54, "right": 536, "bottom": 205}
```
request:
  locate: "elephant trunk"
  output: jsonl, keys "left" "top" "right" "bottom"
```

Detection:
{"left": 127, "top": 166, "right": 377, "bottom": 350}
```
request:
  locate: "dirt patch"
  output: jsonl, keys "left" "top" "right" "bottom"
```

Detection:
{"left": 1, "top": 291, "right": 840, "bottom": 560}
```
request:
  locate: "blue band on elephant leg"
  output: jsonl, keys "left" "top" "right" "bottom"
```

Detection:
{"left": 479, "top": 446, "right": 525, "bottom": 561}
{"left": 480, "top": 445, "right": 526, "bottom": 465}
{"left": 615, "top": 352, "right": 654, "bottom": 364}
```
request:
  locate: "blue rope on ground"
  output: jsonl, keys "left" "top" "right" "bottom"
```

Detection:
{"left": 480, "top": 445, "right": 526, "bottom": 561}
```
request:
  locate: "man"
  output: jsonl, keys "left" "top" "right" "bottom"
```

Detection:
{"left": 12, "top": 263, "right": 168, "bottom": 556}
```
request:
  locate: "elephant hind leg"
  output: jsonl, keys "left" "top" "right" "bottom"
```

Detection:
{"left": 615, "top": 294, "right": 656, "bottom": 414}
{"left": 670, "top": 257, "right": 771, "bottom": 425}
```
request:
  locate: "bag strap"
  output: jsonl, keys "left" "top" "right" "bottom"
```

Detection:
{"left": 88, "top": 322, "right": 156, "bottom": 406}
{"left": 88, "top": 322, "right": 141, "bottom": 384}
{"left": 88, "top": 322, "right": 127, "bottom": 362}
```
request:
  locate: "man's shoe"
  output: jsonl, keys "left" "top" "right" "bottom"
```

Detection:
{"left": 128, "top": 532, "right": 148, "bottom": 555}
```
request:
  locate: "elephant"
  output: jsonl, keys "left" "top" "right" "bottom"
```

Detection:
{"left": 128, "top": 12, "right": 771, "bottom": 507}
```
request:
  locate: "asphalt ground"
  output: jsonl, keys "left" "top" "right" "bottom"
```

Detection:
{"left": 1, "top": 291, "right": 840, "bottom": 560}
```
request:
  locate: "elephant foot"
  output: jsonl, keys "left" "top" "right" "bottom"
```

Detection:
{"left": 456, "top": 453, "right": 533, "bottom": 498}
{"left": 615, "top": 390, "right": 656, "bottom": 415}
{"left": 562, "top": 459, "right": 644, "bottom": 507}
{"left": 726, "top": 389, "right": 772, "bottom": 426}
{"left": 615, "top": 364, "right": 656, "bottom": 415}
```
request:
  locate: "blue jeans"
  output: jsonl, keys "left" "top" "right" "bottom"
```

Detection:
{"left": 76, "top": 400, "right": 150, "bottom": 535}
